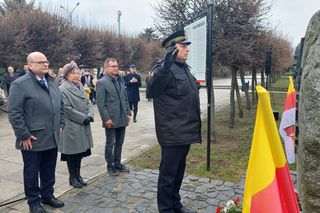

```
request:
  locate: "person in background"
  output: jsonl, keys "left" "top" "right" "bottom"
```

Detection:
{"left": 59, "top": 61, "right": 94, "bottom": 189}
{"left": 8, "top": 52, "right": 65, "bottom": 213}
{"left": 4, "top": 66, "right": 17, "bottom": 96}
{"left": 56, "top": 68, "right": 64, "bottom": 86}
{"left": 145, "top": 71, "right": 153, "bottom": 101}
{"left": 81, "top": 69, "right": 96, "bottom": 103}
{"left": 96, "top": 58, "right": 131, "bottom": 176}
{"left": 48, "top": 68, "right": 56, "bottom": 79}
{"left": 124, "top": 64, "right": 141, "bottom": 122}
{"left": 147, "top": 30, "right": 201, "bottom": 213}
{"left": 83, "top": 83, "right": 91, "bottom": 99}
{"left": 18, "top": 64, "right": 28, "bottom": 77}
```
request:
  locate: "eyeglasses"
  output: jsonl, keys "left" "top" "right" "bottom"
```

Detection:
{"left": 30, "top": 61, "right": 50, "bottom": 65}
{"left": 107, "top": 65, "right": 119, "bottom": 68}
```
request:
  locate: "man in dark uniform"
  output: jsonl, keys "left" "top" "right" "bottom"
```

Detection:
{"left": 147, "top": 30, "right": 201, "bottom": 213}
{"left": 124, "top": 64, "right": 141, "bottom": 122}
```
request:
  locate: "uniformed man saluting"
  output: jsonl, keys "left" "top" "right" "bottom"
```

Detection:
{"left": 147, "top": 30, "right": 201, "bottom": 213}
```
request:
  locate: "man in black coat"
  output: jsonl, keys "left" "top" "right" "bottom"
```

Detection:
{"left": 147, "top": 30, "right": 201, "bottom": 213}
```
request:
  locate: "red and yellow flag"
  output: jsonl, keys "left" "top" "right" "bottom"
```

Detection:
{"left": 242, "top": 86, "right": 299, "bottom": 213}
{"left": 279, "top": 76, "right": 296, "bottom": 163}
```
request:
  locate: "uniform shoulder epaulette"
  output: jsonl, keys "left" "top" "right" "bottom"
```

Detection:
{"left": 152, "top": 59, "right": 164, "bottom": 71}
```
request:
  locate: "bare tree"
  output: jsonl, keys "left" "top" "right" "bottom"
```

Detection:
{"left": 0, "top": 0, "right": 34, "bottom": 15}
{"left": 71, "top": 26, "right": 101, "bottom": 67}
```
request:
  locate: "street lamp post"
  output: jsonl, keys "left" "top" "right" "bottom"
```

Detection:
{"left": 117, "top": 10, "right": 122, "bottom": 35}
{"left": 60, "top": 2, "right": 80, "bottom": 25}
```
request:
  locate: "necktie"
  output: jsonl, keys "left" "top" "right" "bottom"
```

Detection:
{"left": 114, "top": 78, "right": 120, "bottom": 90}
{"left": 39, "top": 79, "right": 47, "bottom": 88}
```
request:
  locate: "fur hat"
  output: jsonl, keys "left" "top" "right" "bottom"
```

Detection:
{"left": 62, "top": 61, "right": 78, "bottom": 79}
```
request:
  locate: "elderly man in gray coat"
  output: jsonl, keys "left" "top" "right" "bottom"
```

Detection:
{"left": 96, "top": 58, "right": 131, "bottom": 176}
{"left": 8, "top": 52, "right": 65, "bottom": 213}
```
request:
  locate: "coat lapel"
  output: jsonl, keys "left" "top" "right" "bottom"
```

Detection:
{"left": 63, "top": 81, "right": 85, "bottom": 99}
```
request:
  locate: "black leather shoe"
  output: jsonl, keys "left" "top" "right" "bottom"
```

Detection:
{"left": 114, "top": 164, "right": 130, "bottom": 172}
{"left": 107, "top": 165, "right": 120, "bottom": 176}
{"left": 77, "top": 175, "right": 87, "bottom": 186}
{"left": 29, "top": 203, "right": 47, "bottom": 213}
{"left": 69, "top": 177, "right": 83, "bottom": 188}
{"left": 41, "top": 197, "right": 64, "bottom": 208}
{"left": 174, "top": 206, "right": 197, "bottom": 213}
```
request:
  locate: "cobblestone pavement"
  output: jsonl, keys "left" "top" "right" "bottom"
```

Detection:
{"left": 3, "top": 168, "right": 297, "bottom": 213}
{"left": 1, "top": 77, "right": 288, "bottom": 213}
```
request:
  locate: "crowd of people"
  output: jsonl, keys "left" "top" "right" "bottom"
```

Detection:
{"left": 6, "top": 29, "right": 200, "bottom": 213}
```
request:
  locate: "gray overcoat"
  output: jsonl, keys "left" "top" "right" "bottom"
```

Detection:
{"left": 8, "top": 71, "right": 65, "bottom": 151}
{"left": 96, "top": 74, "right": 131, "bottom": 128}
{"left": 59, "top": 80, "right": 94, "bottom": 155}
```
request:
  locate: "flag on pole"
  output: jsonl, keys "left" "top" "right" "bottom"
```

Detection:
{"left": 242, "top": 86, "right": 299, "bottom": 213}
{"left": 279, "top": 76, "right": 296, "bottom": 164}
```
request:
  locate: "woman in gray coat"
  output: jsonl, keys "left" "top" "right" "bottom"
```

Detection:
{"left": 59, "top": 61, "right": 94, "bottom": 188}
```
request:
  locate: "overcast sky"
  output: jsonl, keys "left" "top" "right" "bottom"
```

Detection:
{"left": 2, "top": 0, "right": 320, "bottom": 47}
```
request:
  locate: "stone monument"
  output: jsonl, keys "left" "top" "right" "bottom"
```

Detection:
{"left": 298, "top": 9, "right": 320, "bottom": 212}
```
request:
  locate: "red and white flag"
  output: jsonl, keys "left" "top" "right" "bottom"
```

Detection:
{"left": 279, "top": 76, "right": 296, "bottom": 164}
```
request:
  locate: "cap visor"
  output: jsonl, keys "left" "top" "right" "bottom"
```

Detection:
{"left": 177, "top": 41, "right": 191, "bottom": 45}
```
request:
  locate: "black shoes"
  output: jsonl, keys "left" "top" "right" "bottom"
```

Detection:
{"left": 29, "top": 204, "right": 47, "bottom": 213}
{"left": 77, "top": 175, "right": 87, "bottom": 186}
{"left": 41, "top": 197, "right": 65, "bottom": 208}
{"left": 69, "top": 176, "right": 83, "bottom": 188}
{"left": 174, "top": 206, "right": 197, "bottom": 213}
{"left": 67, "top": 160, "right": 83, "bottom": 188}
{"left": 114, "top": 164, "right": 130, "bottom": 172}
{"left": 107, "top": 165, "right": 120, "bottom": 176}
{"left": 133, "top": 118, "right": 137, "bottom": 123}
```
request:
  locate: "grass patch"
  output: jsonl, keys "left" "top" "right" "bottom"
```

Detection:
{"left": 271, "top": 76, "right": 290, "bottom": 88}
{"left": 129, "top": 83, "right": 296, "bottom": 182}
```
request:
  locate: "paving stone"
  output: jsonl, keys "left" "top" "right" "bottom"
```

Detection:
{"left": 216, "top": 186, "right": 231, "bottom": 191}
{"left": 181, "top": 184, "right": 195, "bottom": 192}
{"left": 75, "top": 191, "right": 90, "bottom": 198}
{"left": 114, "top": 207, "right": 130, "bottom": 213}
{"left": 234, "top": 183, "right": 244, "bottom": 189}
{"left": 187, "top": 175, "right": 199, "bottom": 181}
{"left": 130, "top": 182, "right": 143, "bottom": 190}
{"left": 142, "top": 192, "right": 156, "bottom": 200}
{"left": 207, "top": 191, "right": 219, "bottom": 198}
{"left": 194, "top": 186, "right": 207, "bottom": 194}
{"left": 207, "top": 198, "right": 220, "bottom": 206}
{"left": 204, "top": 183, "right": 216, "bottom": 189}
{"left": 223, "top": 182, "right": 235, "bottom": 187}
{"left": 235, "top": 189, "right": 244, "bottom": 195}
{"left": 116, "top": 193, "right": 127, "bottom": 202}
{"left": 193, "top": 200, "right": 209, "bottom": 209}
{"left": 198, "top": 178, "right": 210, "bottom": 183}
{"left": 216, "top": 193, "right": 230, "bottom": 202}
{"left": 221, "top": 190, "right": 235, "bottom": 197}
{"left": 195, "top": 194, "right": 207, "bottom": 201}
{"left": 211, "top": 180, "right": 224, "bottom": 186}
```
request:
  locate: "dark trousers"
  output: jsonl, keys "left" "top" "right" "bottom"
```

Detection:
{"left": 21, "top": 148, "right": 58, "bottom": 207}
{"left": 104, "top": 127, "right": 126, "bottom": 166}
{"left": 129, "top": 102, "right": 138, "bottom": 119}
{"left": 157, "top": 145, "right": 190, "bottom": 213}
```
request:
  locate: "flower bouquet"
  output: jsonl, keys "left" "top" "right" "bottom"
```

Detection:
{"left": 216, "top": 198, "right": 242, "bottom": 213}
